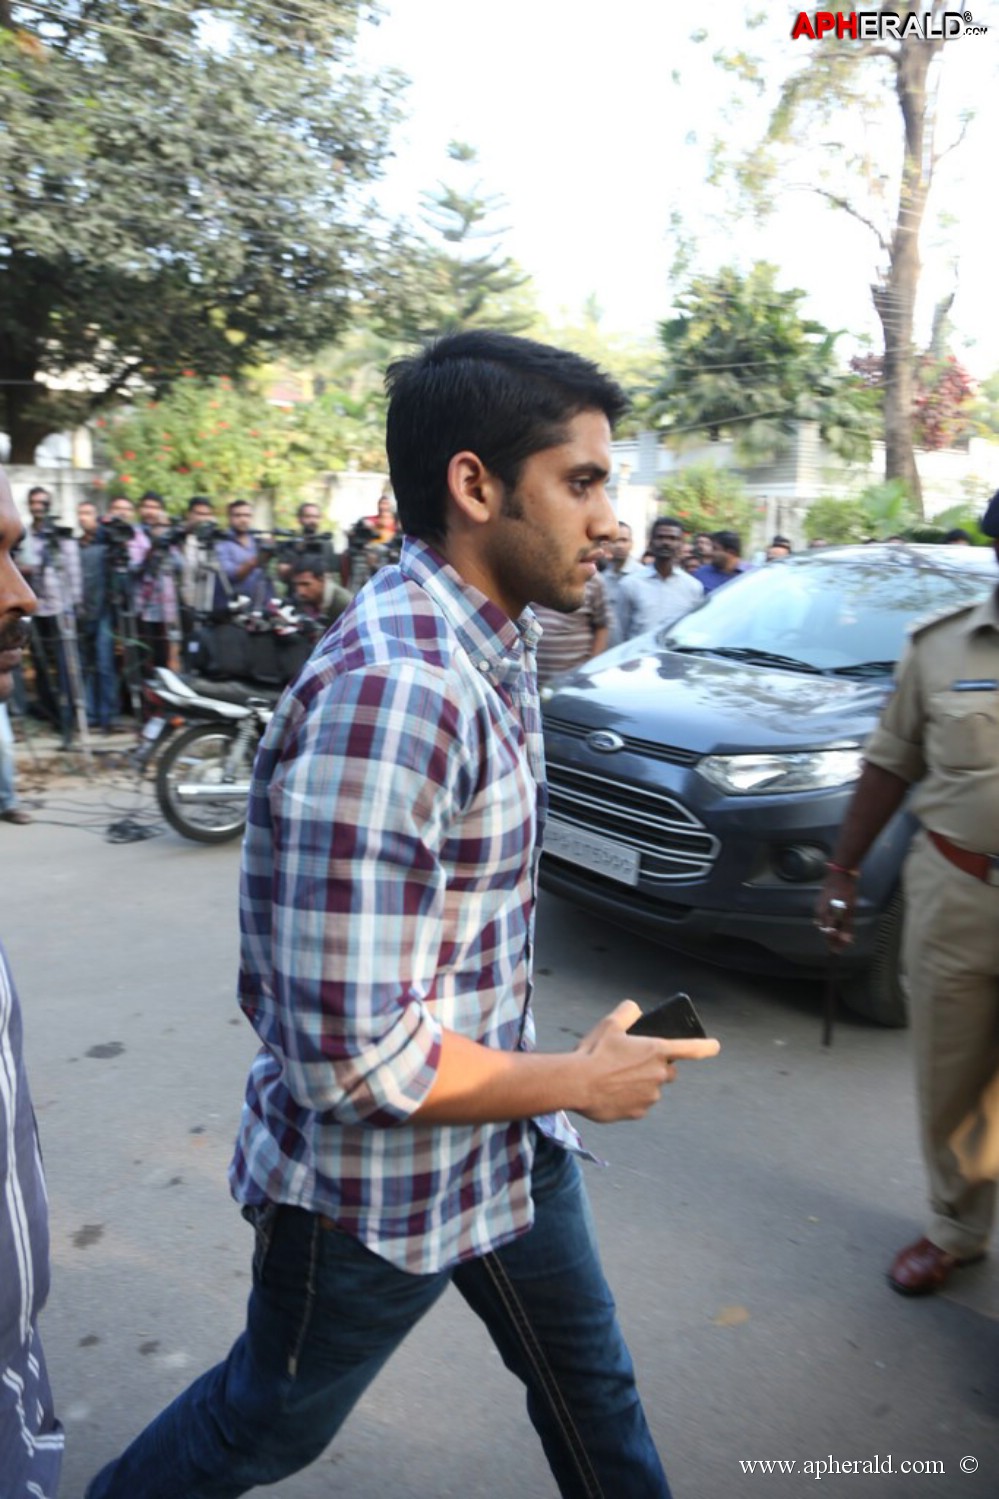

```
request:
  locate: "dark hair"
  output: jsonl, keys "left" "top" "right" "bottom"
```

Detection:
{"left": 942, "top": 527, "right": 972, "bottom": 544}
{"left": 384, "top": 330, "right": 629, "bottom": 545}
{"left": 648, "top": 515, "right": 685, "bottom": 542}
{"left": 712, "top": 529, "right": 741, "bottom": 555}
{"left": 228, "top": 499, "right": 252, "bottom": 515}
{"left": 770, "top": 534, "right": 791, "bottom": 549}
{"left": 187, "top": 495, "right": 214, "bottom": 514}
{"left": 292, "top": 562, "right": 324, "bottom": 579}
{"left": 27, "top": 486, "right": 51, "bottom": 507}
{"left": 297, "top": 501, "right": 320, "bottom": 519}
{"left": 139, "top": 489, "right": 164, "bottom": 504}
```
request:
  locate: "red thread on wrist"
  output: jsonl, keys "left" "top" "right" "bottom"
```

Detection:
{"left": 826, "top": 861, "right": 860, "bottom": 879}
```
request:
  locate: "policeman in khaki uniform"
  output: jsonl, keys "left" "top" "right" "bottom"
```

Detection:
{"left": 817, "top": 494, "right": 999, "bottom": 1296}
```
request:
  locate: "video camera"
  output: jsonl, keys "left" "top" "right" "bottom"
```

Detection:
{"left": 347, "top": 519, "right": 377, "bottom": 554}
{"left": 36, "top": 517, "right": 75, "bottom": 542}
{"left": 100, "top": 516, "right": 136, "bottom": 543}
{"left": 273, "top": 528, "right": 334, "bottom": 564}
{"left": 150, "top": 521, "right": 189, "bottom": 550}
{"left": 250, "top": 529, "right": 280, "bottom": 558}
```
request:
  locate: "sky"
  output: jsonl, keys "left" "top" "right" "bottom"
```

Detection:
{"left": 354, "top": 0, "right": 999, "bottom": 375}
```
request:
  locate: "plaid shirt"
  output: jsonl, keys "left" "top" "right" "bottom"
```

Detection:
{"left": 229, "top": 538, "right": 585, "bottom": 1274}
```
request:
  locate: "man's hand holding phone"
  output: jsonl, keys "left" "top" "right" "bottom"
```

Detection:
{"left": 573, "top": 996, "right": 719, "bottom": 1124}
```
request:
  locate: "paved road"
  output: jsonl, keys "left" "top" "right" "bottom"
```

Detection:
{"left": 7, "top": 780, "right": 998, "bottom": 1497}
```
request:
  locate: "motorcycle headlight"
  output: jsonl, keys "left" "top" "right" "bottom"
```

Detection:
{"left": 696, "top": 745, "right": 863, "bottom": 795}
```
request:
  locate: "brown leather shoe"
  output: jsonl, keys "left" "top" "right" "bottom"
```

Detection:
{"left": 888, "top": 1236, "right": 985, "bottom": 1296}
{"left": 0, "top": 808, "right": 32, "bottom": 825}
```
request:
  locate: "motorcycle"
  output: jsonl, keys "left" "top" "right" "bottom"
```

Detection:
{"left": 136, "top": 598, "right": 323, "bottom": 843}
{"left": 143, "top": 667, "right": 279, "bottom": 844}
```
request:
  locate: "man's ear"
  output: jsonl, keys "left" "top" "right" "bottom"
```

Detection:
{"left": 447, "top": 451, "right": 504, "bottom": 529}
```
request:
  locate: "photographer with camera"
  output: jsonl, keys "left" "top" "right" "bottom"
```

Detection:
{"left": 176, "top": 496, "right": 217, "bottom": 608}
{"left": 275, "top": 502, "right": 339, "bottom": 594}
{"left": 216, "top": 500, "right": 272, "bottom": 611}
{"left": 14, "top": 486, "right": 83, "bottom": 747}
{"left": 129, "top": 493, "right": 182, "bottom": 673}
{"left": 288, "top": 561, "right": 351, "bottom": 631}
{"left": 343, "top": 501, "right": 403, "bottom": 594}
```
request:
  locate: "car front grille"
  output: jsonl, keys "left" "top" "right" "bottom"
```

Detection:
{"left": 542, "top": 715, "right": 700, "bottom": 767}
{"left": 545, "top": 761, "right": 719, "bottom": 883}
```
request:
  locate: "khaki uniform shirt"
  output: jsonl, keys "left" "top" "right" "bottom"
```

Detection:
{"left": 863, "top": 590, "right": 999, "bottom": 852}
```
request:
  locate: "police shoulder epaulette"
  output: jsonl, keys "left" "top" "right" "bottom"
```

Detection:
{"left": 907, "top": 600, "right": 979, "bottom": 638}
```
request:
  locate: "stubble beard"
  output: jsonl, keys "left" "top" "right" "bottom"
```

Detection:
{"left": 498, "top": 487, "right": 586, "bottom": 615}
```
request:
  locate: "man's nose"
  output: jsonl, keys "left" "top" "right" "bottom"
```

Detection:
{"left": 2, "top": 558, "right": 38, "bottom": 618}
{"left": 591, "top": 489, "right": 617, "bottom": 542}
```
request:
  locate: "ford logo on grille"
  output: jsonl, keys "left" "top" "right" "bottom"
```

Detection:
{"left": 586, "top": 730, "right": 625, "bottom": 753}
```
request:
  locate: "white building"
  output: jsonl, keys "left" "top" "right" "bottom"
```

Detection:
{"left": 612, "top": 423, "right": 999, "bottom": 550}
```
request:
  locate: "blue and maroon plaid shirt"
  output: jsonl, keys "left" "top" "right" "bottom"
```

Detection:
{"left": 229, "top": 538, "right": 585, "bottom": 1273}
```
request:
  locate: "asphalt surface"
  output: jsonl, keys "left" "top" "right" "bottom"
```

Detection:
{"left": 6, "top": 776, "right": 999, "bottom": 1498}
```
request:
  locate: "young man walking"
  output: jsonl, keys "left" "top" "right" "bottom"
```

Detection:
{"left": 86, "top": 332, "right": 718, "bottom": 1499}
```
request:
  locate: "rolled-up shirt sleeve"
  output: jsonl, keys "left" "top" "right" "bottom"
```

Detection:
{"left": 253, "top": 662, "right": 475, "bottom": 1127}
{"left": 862, "top": 642, "right": 927, "bottom": 784}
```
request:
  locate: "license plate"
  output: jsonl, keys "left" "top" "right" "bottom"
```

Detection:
{"left": 544, "top": 817, "right": 641, "bottom": 887}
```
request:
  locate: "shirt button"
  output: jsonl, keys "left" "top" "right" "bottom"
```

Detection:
{"left": 477, "top": 660, "right": 491, "bottom": 673}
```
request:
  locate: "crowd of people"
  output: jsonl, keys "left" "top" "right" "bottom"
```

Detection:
{"left": 534, "top": 517, "right": 767, "bottom": 685}
{"left": 5, "top": 485, "right": 400, "bottom": 755}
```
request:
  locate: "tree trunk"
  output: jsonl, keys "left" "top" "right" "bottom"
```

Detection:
{"left": 872, "top": 13, "right": 945, "bottom": 519}
{"left": 3, "top": 382, "right": 55, "bottom": 464}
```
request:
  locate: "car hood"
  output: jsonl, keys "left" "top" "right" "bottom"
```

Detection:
{"left": 542, "top": 643, "right": 891, "bottom": 755}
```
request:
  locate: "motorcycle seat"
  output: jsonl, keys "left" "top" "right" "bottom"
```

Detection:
{"left": 185, "top": 676, "right": 281, "bottom": 708}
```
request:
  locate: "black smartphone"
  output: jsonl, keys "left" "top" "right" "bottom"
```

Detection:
{"left": 627, "top": 992, "right": 708, "bottom": 1041}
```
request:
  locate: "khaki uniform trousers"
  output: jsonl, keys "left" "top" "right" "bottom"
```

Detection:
{"left": 903, "top": 831, "right": 999, "bottom": 1257}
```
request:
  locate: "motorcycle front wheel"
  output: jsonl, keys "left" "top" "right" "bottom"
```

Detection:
{"left": 155, "top": 722, "right": 255, "bottom": 844}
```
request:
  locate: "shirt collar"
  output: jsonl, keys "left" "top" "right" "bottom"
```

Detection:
{"left": 398, "top": 536, "right": 540, "bottom": 685}
{"left": 962, "top": 587, "right": 999, "bottom": 636}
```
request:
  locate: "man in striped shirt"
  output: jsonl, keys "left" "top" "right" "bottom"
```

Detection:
{"left": 0, "top": 467, "right": 64, "bottom": 1497}
{"left": 87, "top": 332, "right": 718, "bottom": 1499}
{"left": 532, "top": 570, "right": 610, "bottom": 686}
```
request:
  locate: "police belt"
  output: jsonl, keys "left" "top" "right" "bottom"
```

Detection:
{"left": 927, "top": 829, "right": 999, "bottom": 886}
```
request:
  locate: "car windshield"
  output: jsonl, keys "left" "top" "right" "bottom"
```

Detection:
{"left": 662, "top": 549, "right": 995, "bottom": 674}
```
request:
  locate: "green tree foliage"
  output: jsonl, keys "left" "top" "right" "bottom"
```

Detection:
{"left": 967, "top": 369, "right": 999, "bottom": 442}
{"left": 702, "top": 2, "right": 970, "bottom": 513}
{"left": 369, "top": 141, "right": 536, "bottom": 343}
{"left": 802, "top": 496, "right": 872, "bottom": 545}
{"left": 647, "top": 264, "right": 877, "bottom": 463}
{"left": 100, "top": 357, "right": 387, "bottom": 521}
{"left": 804, "top": 479, "right": 917, "bottom": 544}
{"left": 530, "top": 295, "right": 660, "bottom": 437}
{"left": 654, "top": 462, "right": 755, "bottom": 539}
{"left": 0, "top": 0, "right": 404, "bottom": 460}
{"left": 924, "top": 502, "right": 992, "bottom": 544}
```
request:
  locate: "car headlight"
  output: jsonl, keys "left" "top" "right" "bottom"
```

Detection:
{"left": 696, "top": 746, "right": 864, "bottom": 795}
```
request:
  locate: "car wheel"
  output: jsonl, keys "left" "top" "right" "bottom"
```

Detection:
{"left": 841, "top": 889, "right": 907, "bottom": 1028}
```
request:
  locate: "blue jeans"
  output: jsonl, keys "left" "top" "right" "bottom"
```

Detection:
{"left": 81, "top": 613, "right": 118, "bottom": 728}
{"left": 86, "top": 1133, "right": 669, "bottom": 1498}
